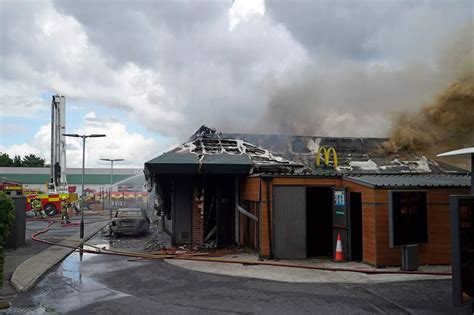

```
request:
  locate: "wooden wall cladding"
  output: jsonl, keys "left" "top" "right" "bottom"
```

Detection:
{"left": 241, "top": 174, "right": 469, "bottom": 265}
{"left": 240, "top": 177, "right": 261, "bottom": 201}
{"left": 374, "top": 187, "right": 470, "bottom": 266}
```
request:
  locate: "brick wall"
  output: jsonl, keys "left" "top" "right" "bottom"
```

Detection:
{"left": 192, "top": 190, "right": 204, "bottom": 246}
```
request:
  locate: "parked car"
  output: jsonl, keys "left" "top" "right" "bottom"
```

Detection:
{"left": 109, "top": 208, "right": 150, "bottom": 236}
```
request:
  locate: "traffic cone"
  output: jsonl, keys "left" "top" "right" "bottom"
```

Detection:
{"left": 334, "top": 233, "right": 345, "bottom": 262}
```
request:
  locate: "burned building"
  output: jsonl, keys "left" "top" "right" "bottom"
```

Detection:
{"left": 145, "top": 126, "right": 471, "bottom": 267}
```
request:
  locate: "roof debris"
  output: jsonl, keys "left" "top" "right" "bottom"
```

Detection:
{"left": 224, "top": 132, "right": 468, "bottom": 175}
{"left": 171, "top": 126, "right": 306, "bottom": 174}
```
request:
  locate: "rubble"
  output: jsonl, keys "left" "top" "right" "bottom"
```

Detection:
{"left": 175, "top": 125, "right": 307, "bottom": 174}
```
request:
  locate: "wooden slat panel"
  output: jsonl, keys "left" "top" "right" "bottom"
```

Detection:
{"left": 259, "top": 194, "right": 272, "bottom": 257}
{"left": 341, "top": 180, "right": 376, "bottom": 203}
{"left": 427, "top": 188, "right": 469, "bottom": 203}
{"left": 362, "top": 204, "right": 376, "bottom": 265}
{"left": 271, "top": 177, "right": 341, "bottom": 187}
{"left": 240, "top": 177, "right": 261, "bottom": 201}
{"left": 373, "top": 193, "right": 458, "bottom": 266}
{"left": 303, "top": 178, "right": 341, "bottom": 186}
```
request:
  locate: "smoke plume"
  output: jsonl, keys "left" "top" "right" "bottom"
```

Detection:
{"left": 382, "top": 75, "right": 474, "bottom": 157}
{"left": 382, "top": 23, "right": 474, "bottom": 169}
{"left": 257, "top": 23, "right": 473, "bottom": 170}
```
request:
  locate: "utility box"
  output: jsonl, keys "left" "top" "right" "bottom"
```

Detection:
{"left": 6, "top": 196, "right": 27, "bottom": 249}
{"left": 401, "top": 244, "right": 419, "bottom": 271}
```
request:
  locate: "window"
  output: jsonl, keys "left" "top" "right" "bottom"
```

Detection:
{"left": 389, "top": 191, "right": 428, "bottom": 247}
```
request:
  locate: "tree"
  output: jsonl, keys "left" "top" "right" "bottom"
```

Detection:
{"left": 21, "top": 154, "right": 46, "bottom": 167}
{"left": 0, "top": 192, "right": 14, "bottom": 291}
{"left": 12, "top": 155, "right": 22, "bottom": 167}
{"left": 0, "top": 153, "right": 13, "bottom": 167}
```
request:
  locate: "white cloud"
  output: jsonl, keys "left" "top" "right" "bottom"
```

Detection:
{"left": 0, "top": 89, "right": 50, "bottom": 119}
{"left": 0, "top": 0, "right": 472, "bottom": 149}
{"left": 0, "top": 0, "right": 309, "bottom": 139}
{"left": 229, "top": 0, "right": 265, "bottom": 31}
{"left": 0, "top": 112, "right": 159, "bottom": 168}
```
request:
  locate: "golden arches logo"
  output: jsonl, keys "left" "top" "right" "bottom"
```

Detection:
{"left": 315, "top": 146, "right": 338, "bottom": 167}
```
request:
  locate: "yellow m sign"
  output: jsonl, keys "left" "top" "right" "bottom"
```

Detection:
{"left": 315, "top": 146, "right": 338, "bottom": 167}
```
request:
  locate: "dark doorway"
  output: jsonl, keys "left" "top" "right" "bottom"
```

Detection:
{"left": 216, "top": 176, "right": 235, "bottom": 247}
{"left": 203, "top": 175, "right": 235, "bottom": 247}
{"left": 350, "top": 192, "right": 363, "bottom": 261}
{"left": 306, "top": 187, "right": 333, "bottom": 257}
{"left": 171, "top": 176, "right": 192, "bottom": 244}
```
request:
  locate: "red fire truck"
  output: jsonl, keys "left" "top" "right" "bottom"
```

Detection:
{"left": 0, "top": 179, "right": 23, "bottom": 196}
{"left": 25, "top": 190, "right": 78, "bottom": 216}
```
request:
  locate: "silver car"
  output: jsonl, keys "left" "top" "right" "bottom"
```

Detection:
{"left": 109, "top": 208, "right": 150, "bottom": 236}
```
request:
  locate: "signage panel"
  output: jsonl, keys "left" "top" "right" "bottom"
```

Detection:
{"left": 450, "top": 195, "right": 474, "bottom": 307}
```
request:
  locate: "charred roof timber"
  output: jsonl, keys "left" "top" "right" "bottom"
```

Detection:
{"left": 224, "top": 132, "right": 469, "bottom": 175}
{"left": 145, "top": 126, "right": 470, "bottom": 177}
{"left": 145, "top": 126, "right": 307, "bottom": 175}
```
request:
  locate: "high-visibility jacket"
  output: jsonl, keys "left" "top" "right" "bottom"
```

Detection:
{"left": 32, "top": 199, "right": 42, "bottom": 210}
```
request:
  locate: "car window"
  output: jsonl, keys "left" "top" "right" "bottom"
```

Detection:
{"left": 116, "top": 210, "right": 143, "bottom": 218}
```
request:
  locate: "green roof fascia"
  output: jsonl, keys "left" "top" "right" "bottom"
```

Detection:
{"left": 0, "top": 173, "right": 132, "bottom": 185}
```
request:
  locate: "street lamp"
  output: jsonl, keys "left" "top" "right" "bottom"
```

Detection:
{"left": 63, "top": 133, "right": 106, "bottom": 238}
{"left": 100, "top": 158, "right": 124, "bottom": 219}
{"left": 437, "top": 147, "right": 474, "bottom": 194}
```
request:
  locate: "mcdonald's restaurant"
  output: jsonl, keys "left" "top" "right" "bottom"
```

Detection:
{"left": 145, "top": 126, "right": 471, "bottom": 267}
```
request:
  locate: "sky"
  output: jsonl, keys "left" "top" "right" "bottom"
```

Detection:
{"left": 0, "top": 0, "right": 472, "bottom": 168}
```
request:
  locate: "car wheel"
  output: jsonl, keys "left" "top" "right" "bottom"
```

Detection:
{"left": 44, "top": 204, "right": 57, "bottom": 216}
{"left": 143, "top": 223, "right": 150, "bottom": 236}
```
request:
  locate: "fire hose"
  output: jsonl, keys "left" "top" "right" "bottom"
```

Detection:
{"left": 30, "top": 221, "right": 453, "bottom": 277}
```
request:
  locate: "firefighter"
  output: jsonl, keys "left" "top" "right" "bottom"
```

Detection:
{"left": 31, "top": 197, "right": 44, "bottom": 219}
{"left": 60, "top": 196, "right": 71, "bottom": 224}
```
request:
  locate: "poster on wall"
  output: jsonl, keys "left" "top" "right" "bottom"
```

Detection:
{"left": 389, "top": 191, "right": 428, "bottom": 247}
{"left": 450, "top": 195, "right": 474, "bottom": 306}
{"left": 334, "top": 190, "right": 345, "bottom": 206}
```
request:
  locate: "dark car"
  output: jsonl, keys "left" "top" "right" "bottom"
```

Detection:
{"left": 109, "top": 208, "right": 150, "bottom": 236}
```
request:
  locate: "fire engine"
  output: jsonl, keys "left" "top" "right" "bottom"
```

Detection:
{"left": 0, "top": 179, "right": 23, "bottom": 196}
{"left": 24, "top": 95, "right": 78, "bottom": 216}
{"left": 25, "top": 191, "right": 78, "bottom": 216}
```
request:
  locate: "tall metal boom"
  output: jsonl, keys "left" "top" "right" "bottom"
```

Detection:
{"left": 50, "top": 95, "right": 67, "bottom": 191}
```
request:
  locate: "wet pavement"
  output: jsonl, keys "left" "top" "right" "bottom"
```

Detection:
{"left": 2, "top": 211, "right": 110, "bottom": 298}
{"left": 6, "top": 248, "right": 471, "bottom": 313}
{"left": 4, "top": 219, "right": 472, "bottom": 314}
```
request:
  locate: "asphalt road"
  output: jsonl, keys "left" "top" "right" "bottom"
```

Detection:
{"left": 7, "top": 250, "right": 470, "bottom": 314}
{"left": 2, "top": 212, "right": 110, "bottom": 298}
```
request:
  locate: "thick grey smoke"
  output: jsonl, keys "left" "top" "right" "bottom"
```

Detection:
{"left": 256, "top": 62, "right": 446, "bottom": 137}
{"left": 381, "top": 23, "right": 474, "bottom": 169}
{"left": 256, "top": 20, "right": 473, "bottom": 141}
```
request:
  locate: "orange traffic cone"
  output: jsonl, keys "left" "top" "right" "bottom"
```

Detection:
{"left": 334, "top": 233, "right": 345, "bottom": 262}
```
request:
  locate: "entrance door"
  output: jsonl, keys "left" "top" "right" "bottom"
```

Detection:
{"left": 216, "top": 176, "right": 235, "bottom": 247}
{"left": 350, "top": 192, "right": 363, "bottom": 261}
{"left": 273, "top": 186, "right": 306, "bottom": 259}
{"left": 307, "top": 187, "right": 333, "bottom": 257}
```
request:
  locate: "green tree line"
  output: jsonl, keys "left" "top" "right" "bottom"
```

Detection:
{"left": 0, "top": 152, "right": 46, "bottom": 167}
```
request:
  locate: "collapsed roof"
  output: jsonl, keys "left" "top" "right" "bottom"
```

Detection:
{"left": 145, "top": 126, "right": 306, "bottom": 175}
{"left": 145, "top": 126, "right": 468, "bottom": 177}
{"left": 223, "top": 133, "right": 468, "bottom": 175}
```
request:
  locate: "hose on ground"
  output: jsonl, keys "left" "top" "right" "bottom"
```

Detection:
{"left": 30, "top": 220, "right": 453, "bottom": 277}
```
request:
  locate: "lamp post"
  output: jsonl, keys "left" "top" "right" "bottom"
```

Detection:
{"left": 63, "top": 133, "right": 106, "bottom": 238}
{"left": 100, "top": 158, "right": 124, "bottom": 219}
{"left": 437, "top": 147, "right": 474, "bottom": 194}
